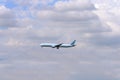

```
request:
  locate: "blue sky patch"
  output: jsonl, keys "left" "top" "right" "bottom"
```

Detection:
{"left": 5, "top": 1, "right": 17, "bottom": 9}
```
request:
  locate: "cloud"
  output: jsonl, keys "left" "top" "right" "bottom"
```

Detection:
{"left": 0, "top": 5, "right": 17, "bottom": 28}
{"left": 88, "top": 33, "right": 120, "bottom": 48}
{"left": 0, "top": 0, "right": 120, "bottom": 80}
{"left": 55, "top": 0, "right": 95, "bottom": 11}
{"left": 89, "top": 0, "right": 120, "bottom": 47}
{"left": 35, "top": 0, "right": 111, "bottom": 37}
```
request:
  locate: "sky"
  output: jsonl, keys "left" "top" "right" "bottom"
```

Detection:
{"left": 0, "top": 0, "right": 120, "bottom": 80}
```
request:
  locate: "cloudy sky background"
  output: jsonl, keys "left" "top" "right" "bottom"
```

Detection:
{"left": 0, "top": 0, "right": 120, "bottom": 80}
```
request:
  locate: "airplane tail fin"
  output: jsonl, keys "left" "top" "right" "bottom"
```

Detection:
{"left": 71, "top": 40, "right": 76, "bottom": 45}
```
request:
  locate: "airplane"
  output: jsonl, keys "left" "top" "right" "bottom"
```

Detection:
{"left": 40, "top": 40, "right": 76, "bottom": 49}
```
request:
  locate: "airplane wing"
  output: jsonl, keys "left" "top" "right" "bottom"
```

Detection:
{"left": 54, "top": 43, "right": 63, "bottom": 49}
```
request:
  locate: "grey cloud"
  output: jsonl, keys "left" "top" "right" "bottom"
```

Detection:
{"left": 69, "top": 73, "right": 114, "bottom": 80}
{"left": 35, "top": 0, "right": 111, "bottom": 34}
{"left": 0, "top": 47, "right": 119, "bottom": 80}
{"left": 88, "top": 34, "right": 120, "bottom": 47}
{"left": 37, "top": 13, "right": 110, "bottom": 34}
{"left": 0, "top": 6, "right": 17, "bottom": 28}
{"left": 38, "top": 11, "right": 98, "bottom": 22}
{"left": 55, "top": 0, "right": 95, "bottom": 11}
